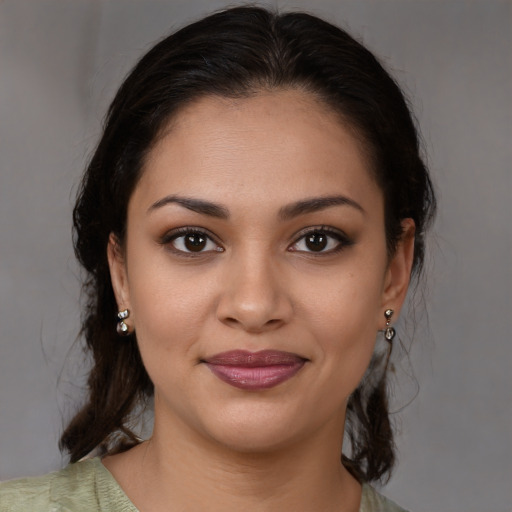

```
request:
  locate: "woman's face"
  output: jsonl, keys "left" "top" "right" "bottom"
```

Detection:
{"left": 109, "top": 90, "right": 413, "bottom": 453}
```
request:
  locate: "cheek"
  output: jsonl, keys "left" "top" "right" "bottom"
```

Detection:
{"left": 304, "top": 267, "right": 383, "bottom": 333}
{"left": 124, "top": 248, "right": 208, "bottom": 352}
{"left": 301, "top": 267, "right": 385, "bottom": 384}
{"left": 127, "top": 273, "right": 211, "bottom": 402}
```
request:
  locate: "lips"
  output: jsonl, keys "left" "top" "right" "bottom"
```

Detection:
{"left": 203, "top": 350, "right": 306, "bottom": 390}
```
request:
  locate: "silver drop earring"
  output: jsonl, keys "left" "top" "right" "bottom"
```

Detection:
{"left": 384, "top": 309, "right": 395, "bottom": 342}
{"left": 116, "top": 309, "right": 132, "bottom": 336}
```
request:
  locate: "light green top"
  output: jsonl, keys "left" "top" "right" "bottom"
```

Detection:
{"left": 0, "top": 457, "right": 408, "bottom": 511}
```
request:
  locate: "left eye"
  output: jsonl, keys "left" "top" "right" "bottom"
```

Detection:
{"left": 169, "top": 231, "right": 221, "bottom": 253}
{"left": 290, "top": 230, "right": 346, "bottom": 253}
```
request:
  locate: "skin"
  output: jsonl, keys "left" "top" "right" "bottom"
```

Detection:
{"left": 105, "top": 89, "right": 415, "bottom": 512}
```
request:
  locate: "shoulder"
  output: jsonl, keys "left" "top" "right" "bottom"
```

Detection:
{"left": 0, "top": 470, "right": 53, "bottom": 511}
{"left": 360, "top": 483, "right": 410, "bottom": 512}
{"left": 0, "top": 457, "right": 137, "bottom": 512}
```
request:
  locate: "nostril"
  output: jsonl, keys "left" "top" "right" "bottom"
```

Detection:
{"left": 215, "top": 278, "right": 293, "bottom": 332}
{"left": 220, "top": 314, "right": 284, "bottom": 333}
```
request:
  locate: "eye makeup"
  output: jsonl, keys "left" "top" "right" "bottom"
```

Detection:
{"left": 158, "top": 223, "right": 354, "bottom": 259}
{"left": 159, "top": 226, "right": 224, "bottom": 257}
{"left": 288, "top": 225, "right": 355, "bottom": 256}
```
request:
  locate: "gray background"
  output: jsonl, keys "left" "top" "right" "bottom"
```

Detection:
{"left": 0, "top": 1, "right": 510, "bottom": 511}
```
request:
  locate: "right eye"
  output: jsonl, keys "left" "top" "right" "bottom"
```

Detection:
{"left": 164, "top": 228, "right": 223, "bottom": 255}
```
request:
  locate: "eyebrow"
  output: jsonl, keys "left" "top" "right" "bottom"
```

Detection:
{"left": 148, "top": 195, "right": 230, "bottom": 219}
{"left": 278, "top": 195, "right": 365, "bottom": 220}
{"left": 147, "top": 194, "right": 364, "bottom": 220}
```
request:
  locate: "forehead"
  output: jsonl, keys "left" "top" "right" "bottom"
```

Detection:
{"left": 134, "top": 89, "right": 382, "bottom": 214}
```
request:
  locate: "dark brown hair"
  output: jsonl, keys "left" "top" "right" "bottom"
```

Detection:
{"left": 61, "top": 6, "right": 436, "bottom": 483}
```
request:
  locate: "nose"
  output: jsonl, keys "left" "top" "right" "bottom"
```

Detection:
{"left": 216, "top": 251, "right": 293, "bottom": 333}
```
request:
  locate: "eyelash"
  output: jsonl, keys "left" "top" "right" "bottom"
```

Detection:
{"left": 160, "top": 227, "right": 224, "bottom": 256}
{"left": 288, "top": 226, "right": 352, "bottom": 255}
{"left": 160, "top": 225, "right": 352, "bottom": 256}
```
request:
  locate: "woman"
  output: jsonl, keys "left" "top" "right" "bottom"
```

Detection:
{"left": 0, "top": 6, "right": 435, "bottom": 511}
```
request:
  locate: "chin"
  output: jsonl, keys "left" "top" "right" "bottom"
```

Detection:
{"left": 209, "top": 425, "right": 301, "bottom": 455}
{"left": 196, "top": 401, "right": 320, "bottom": 455}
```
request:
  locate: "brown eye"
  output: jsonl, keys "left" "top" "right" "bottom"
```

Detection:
{"left": 167, "top": 229, "right": 222, "bottom": 254}
{"left": 305, "top": 232, "right": 328, "bottom": 251}
{"left": 289, "top": 227, "right": 350, "bottom": 254}
{"left": 184, "top": 233, "right": 207, "bottom": 252}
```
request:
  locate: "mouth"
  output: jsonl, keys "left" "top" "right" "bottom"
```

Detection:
{"left": 202, "top": 350, "right": 307, "bottom": 391}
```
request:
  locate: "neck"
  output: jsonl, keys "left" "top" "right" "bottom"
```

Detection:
{"left": 106, "top": 409, "right": 362, "bottom": 512}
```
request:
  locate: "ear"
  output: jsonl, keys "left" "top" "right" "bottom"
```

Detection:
{"left": 379, "top": 218, "right": 416, "bottom": 326}
{"left": 107, "top": 233, "right": 131, "bottom": 311}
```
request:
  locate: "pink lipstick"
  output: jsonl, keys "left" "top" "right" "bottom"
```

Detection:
{"left": 203, "top": 350, "right": 306, "bottom": 390}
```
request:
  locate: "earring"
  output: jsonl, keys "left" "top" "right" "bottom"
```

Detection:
{"left": 384, "top": 309, "right": 395, "bottom": 342}
{"left": 116, "top": 309, "right": 133, "bottom": 336}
